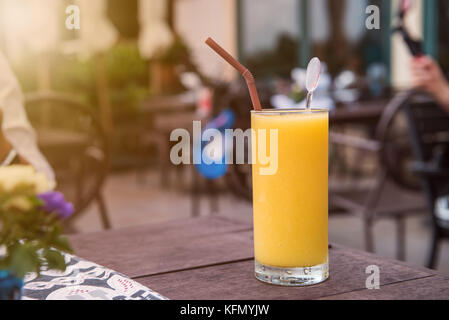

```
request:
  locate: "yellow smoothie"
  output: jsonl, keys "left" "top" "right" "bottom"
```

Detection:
{"left": 251, "top": 109, "right": 328, "bottom": 268}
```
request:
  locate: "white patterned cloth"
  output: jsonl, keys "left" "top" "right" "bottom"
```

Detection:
{"left": 22, "top": 254, "right": 166, "bottom": 300}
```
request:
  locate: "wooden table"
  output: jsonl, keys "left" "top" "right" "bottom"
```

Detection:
{"left": 36, "top": 128, "right": 87, "bottom": 150}
{"left": 68, "top": 216, "right": 449, "bottom": 300}
{"left": 330, "top": 100, "right": 387, "bottom": 126}
{"left": 140, "top": 92, "right": 197, "bottom": 115}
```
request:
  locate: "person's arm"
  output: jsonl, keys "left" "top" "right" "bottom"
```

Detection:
{"left": 0, "top": 109, "right": 30, "bottom": 165}
{"left": 0, "top": 110, "right": 13, "bottom": 162}
{"left": 410, "top": 56, "right": 449, "bottom": 113}
{"left": 0, "top": 51, "right": 54, "bottom": 184}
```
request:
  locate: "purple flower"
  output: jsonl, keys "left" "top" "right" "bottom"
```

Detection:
{"left": 37, "top": 192, "right": 74, "bottom": 219}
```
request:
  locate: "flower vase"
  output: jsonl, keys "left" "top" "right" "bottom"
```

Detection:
{"left": 0, "top": 270, "right": 23, "bottom": 300}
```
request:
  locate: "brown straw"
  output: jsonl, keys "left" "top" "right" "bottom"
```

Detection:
{"left": 205, "top": 37, "right": 262, "bottom": 111}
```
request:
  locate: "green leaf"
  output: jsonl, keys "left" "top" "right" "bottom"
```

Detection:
{"left": 43, "top": 249, "right": 66, "bottom": 272}
{"left": 50, "top": 236, "right": 73, "bottom": 253}
{"left": 8, "top": 244, "right": 40, "bottom": 278}
{"left": 44, "top": 226, "right": 73, "bottom": 253}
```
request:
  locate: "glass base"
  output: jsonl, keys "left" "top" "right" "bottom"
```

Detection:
{"left": 255, "top": 260, "right": 329, "bottom": 287}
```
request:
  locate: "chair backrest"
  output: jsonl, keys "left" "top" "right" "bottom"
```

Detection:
{"left": 24, "top": 92, "right": 109, "bottom": 221}
{"left": 375, "top": 91, "right": 422, "bottom": 191}
{"left": 403, "top": 94, "right": 449, "bottom": 214}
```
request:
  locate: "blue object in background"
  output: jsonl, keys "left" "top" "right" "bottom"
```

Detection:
{"left": 0, "top": 270, "right": 23, "bottom": 300}
{"left": 194, "top": 109, "right": 236, "bottom": 180}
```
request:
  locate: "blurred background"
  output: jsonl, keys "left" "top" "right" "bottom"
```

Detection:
{"left": 1, "top": 0, "right": 449, "bottom": 273}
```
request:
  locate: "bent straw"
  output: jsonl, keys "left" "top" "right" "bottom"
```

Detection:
{"left": 205, "top": 37, "right": 262, "bottom": 111}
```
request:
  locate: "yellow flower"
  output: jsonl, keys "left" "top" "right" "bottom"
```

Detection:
{"left": 0, "top": 165, "right": 54, "bottom": 194}
{"left": 3, "top": 195, "right": 33, "bottom": 211}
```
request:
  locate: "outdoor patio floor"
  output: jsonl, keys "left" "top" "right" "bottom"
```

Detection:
{"left": 73, "top": 169, "right": 449, "bottom": 275}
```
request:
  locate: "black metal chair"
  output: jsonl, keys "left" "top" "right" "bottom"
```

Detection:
{"left": 329, "top": 91, "right": 427, "bottom": 260}
{"left": 24, "top": 92, "right": 111, "bottom": 231}
{"left": 404, "top": 94, "right": 449, "bottom": 269}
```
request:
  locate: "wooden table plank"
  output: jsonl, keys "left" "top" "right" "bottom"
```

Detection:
{"left": 37, "top": 128, "right": 87, "bottom": 148}
{"left": 321, "top": 275, "right": 449, "bottom": 300}
{"left": 330, "top": 100, "right": 386, "bottom": 126}
{"left": 141, "top": 92, "right": 197, "bottom": 114}
{"left": 138, "top": 242, "right": 434, "bottom": 300}
{"left": 69, "top": 217, "right": 448, "bottom": 300}
{"left": 69, "top": 216, "right": 252, "bottom": 278}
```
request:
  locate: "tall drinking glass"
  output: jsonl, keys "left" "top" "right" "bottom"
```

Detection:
{"left": 251, "top": 109, "right": 329, "bottom": 286}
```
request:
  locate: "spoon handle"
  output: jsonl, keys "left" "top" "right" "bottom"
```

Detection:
{"left": 306, "top": 91, "right": 313, "bottom": 110}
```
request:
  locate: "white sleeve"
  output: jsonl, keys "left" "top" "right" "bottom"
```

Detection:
{"left": 0, "top": 51, "right": 55, "bottom": 186}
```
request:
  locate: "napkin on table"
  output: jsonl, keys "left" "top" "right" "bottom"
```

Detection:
{"left": 22, "top": 253, "right": 167, "bottom": 300}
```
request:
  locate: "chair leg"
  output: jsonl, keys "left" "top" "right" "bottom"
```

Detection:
{"left": 191, "top": 166, "right": 200, "bottom": 218}
{"left": 96, "top": 193, "right": 111, "bottom": 229}
{"left": 427, "top": 227, "right": 441, "bottom": 269}
{"left": 364, "top": 217, "right": 375, "bottom": 253}
{"left": 136, "top": 138, "right": 148, "bottom": 185}
{"left": 207, "top": 179, "right": 219, "bottom": 215}
{"left": 362, "top": 170, "right": 387, "bottom": 253}
{"left": 175, "top": 165, "right": 185, "bottom": 191}
{"left": 74, "top": 158, "right": 86, "bottom": 208}
{"left": 159, "top": 136, "right": 170, "bottom": 189}
{"left": 396, "top": 216, "right": 406, "bottom": 261}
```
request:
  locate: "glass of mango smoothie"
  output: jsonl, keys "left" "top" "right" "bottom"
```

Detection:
{"left": 251, "top": 108, "right": 329, "bottom": 286}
